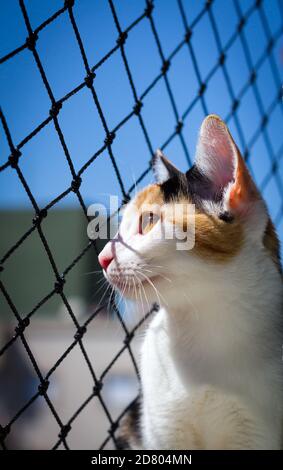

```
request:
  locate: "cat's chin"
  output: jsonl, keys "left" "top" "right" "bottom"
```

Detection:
{"left": 108, "top": 274, "right": 163, "bottom": 300}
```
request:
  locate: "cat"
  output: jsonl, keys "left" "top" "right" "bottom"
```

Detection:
{"left": 98, "top": 114, "right": 283, "bottom": 449}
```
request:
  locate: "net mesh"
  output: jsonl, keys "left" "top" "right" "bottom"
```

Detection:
{"left": 0, "top": 0, "right": 282, "bottom": 450}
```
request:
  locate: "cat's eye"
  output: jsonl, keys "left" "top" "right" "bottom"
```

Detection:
{"left": 139, "top": 211, "right": 160, "bottom": 234}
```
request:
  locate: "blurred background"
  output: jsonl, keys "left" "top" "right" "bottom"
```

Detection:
{"left": 0, "top": 0, "right": 283, "bottom": 449}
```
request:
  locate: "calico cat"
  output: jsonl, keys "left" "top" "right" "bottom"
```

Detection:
{"left": 98, "top": 115, "right": 283, "bottom": 449}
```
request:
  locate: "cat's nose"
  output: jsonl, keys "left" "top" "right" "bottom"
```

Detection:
{"left": 98, "top": 252, "right": 113, "bottom": 271}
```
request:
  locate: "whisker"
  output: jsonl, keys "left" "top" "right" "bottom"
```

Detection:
{"left": 96, "top": 280, "right": 112, "bottom": 308}
{"left": 93, "top": 278, "right": 110, "bottom": 299}
{"left": 135, "top": 271, "right": 154, "bottom": 313}
{"left": 131, "top": 274, "right": 139, "bottom": 325}
{"left": 139, "top": 267, "right": 172, "bottom": 284}
{"left": 82, "top": 270, "right": 104, "bottom": 276}
{"left": 134, "top": 272, "right": 147, "bottom": 319}
{"left": 136, "top": 269, "right": 167, "bottom": 307}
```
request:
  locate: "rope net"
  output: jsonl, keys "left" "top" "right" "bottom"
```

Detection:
{"left": 0, "top": 0, "right": 282, "bottom": 450}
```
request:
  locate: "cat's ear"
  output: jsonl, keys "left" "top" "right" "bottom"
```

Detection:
{"left": 194, "top": 114, "right": 259, "bottom": 215}
{"left": 152, "top": 149, "right": 183, "bottom": 184}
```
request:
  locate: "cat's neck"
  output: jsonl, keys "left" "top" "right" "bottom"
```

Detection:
{"left": 158, "top": 254, "right": 282, "bottom": 362}
{"left": 149, "top": 270, "right": 279, "bottom": 401}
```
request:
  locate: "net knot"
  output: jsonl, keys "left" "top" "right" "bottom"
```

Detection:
{"left": 71, "top": 176, "right": 82, "bottom": 193}
{"left": 144, "top": 1, "right": 154, "bottom": 17}
{"left": 250, "top": 71, "right": 256, "bottom": 84}
{"left": 152, "top": 302, "right": 160, "bottom": 312}
{"left": 184, "top": 29, "right": 192, "bottom": 43}
{"left": 84, "top": 72, "right": 96, "bottom": 88}
{"left": 124, "top": 331, "right": 134, "bottom": 346}
{"left": 109, "top": 422, "right": 118, "bottom": 434}
{"left": 15, "top": 317, "right": 30, "bottom": 335}
{"left": 104, "top": 132, "right": 116, "bottom": 146}
{"left": 243, "top": 149, "right": 249, "bottom": 160}
{"left": 237, "top": 17, "right": 246, "bottom": 33}
{"left": 122, "top": 194, "right": 131, "bottom": 205}
{"left": 261, "top": 114, "right": 268, "bottom": 128}
{"left": 161, "top": 60, "right": 170, "bottom": 75}
{"left": 26, "top": 32, "right": 38, "bottom": 51}
{"left": 54, "top": 276, "right": 65, "bottom": 294}
{"left": 133, "top": 100, "right": 143, "bottom": 115}
{"left": 74, "top": 325, "right": 87, "bottom": 341}
{"left": 38, "top": 380, "right": 49, "bottom": 395}
{"left": 267, "top": 38, "right": 274, "bottom": 53}
{"left": 116, "top": 31, "right": 128, "bottom": 47}
{"left": 219, "top": 53, "right": 226, "bottom": 65}
{"left": 0, "top": 425, "right": 10, "bottom": 440}
{"left": 93, "top": 381, "right": 103, "bottom": 394}
{"left": 49, "top": 102, "right": 62, "bottom": 118}
{"left": 232, "top": 99, "right": 239, "bottom": 111}
{"left": 206, "top": 0, "right": 212, "bottom": 9}
{"left": 175, "top": 120, "right": 183, "bottom": 134}
{"left": 198, "top": 82, "right": 206, "bottom": 96}
{"left": 33, "top": 208, "right": 48, "bottom": 225}
{"left": 0, "top": 265, "right": 3, "bottom": 273}
{"left": 8, "top": 148, "right": 21, "bottom": 168}
{"left": 59, "top": 424, "right": 71, "bottom": 440}
{"left": 64, "top": 0, "right": 75, "bottom": 8}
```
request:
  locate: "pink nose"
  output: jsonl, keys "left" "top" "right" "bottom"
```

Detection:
{"left": 98, "top": 253, "right": 113, "bottom": 271}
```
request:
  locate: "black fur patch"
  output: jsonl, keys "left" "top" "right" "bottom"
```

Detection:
{"left": 219, "top": 211, "right": 234, "bottom": 223}
{"left": 116, "top": 395, "right": 142, "bottom": 450}
{"left": 159, "top": 164, "right": 227, "bottom": 213}
{"left": 160, "top": 173, "right": 188, "bottom": 202}
{"left": 186, "top": 165, "right": 223, "bottom": 202}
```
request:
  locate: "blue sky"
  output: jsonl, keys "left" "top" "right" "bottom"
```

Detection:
{"left": 1, "top": 0, "right": 283, "bottom": 242}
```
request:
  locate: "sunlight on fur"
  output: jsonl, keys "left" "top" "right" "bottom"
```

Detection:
{"left": 98, "top": 115, "right": 283, "bottom": 450}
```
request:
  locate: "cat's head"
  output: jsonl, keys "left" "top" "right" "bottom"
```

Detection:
{"left": 98, "top": 115, "right": 281, "bottom": 308}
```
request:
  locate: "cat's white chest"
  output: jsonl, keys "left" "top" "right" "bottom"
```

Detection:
{"left": 140, "top": 310, "right": 191, "bottom": 449}
{"left": 139, "top": 307, "right": 283, "bottom": 450}
{"left": 141, "top": 309, "right": 185, "bottom": 397}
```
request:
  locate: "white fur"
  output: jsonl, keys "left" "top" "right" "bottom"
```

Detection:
{"left": 153, "top": 149, "right": 181, "bottom": 184}
{"left": 101, "top": 196, "right": 283, "bottom": 449}
{"left": 99, "top": 114, "right": 283, "bottom": 449}
{"left": 140, "top": 243, "right": 283, "bottom": 449}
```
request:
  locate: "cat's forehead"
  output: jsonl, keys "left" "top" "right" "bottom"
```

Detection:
{"left": 133, "top": 182, "right": 192, "bottom": 211}
{"left": 121, "top": 182, "right": 194, "bottom": 223}
{"left": 134, "top": 184, "right": 164, "bottom": 210}
{"left": 120, "top": 185, "right": 163, "bottom": 223}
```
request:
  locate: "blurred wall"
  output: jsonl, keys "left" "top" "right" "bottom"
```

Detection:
{"left": 0, "top": 209, "right": 106, "bottom": 318}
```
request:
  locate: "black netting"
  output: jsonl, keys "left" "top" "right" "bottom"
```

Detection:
{"left": 0, "top": 0, "right": 282, "bottom": 450}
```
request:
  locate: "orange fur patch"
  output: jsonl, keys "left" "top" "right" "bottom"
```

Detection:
{"left": 193, "top": 212, "right": 244, "bottom": 262}
{"left": 168, "top": 206, "right": 244, "bottom": 262}
{"left": 135, "top": 184, "right": 163, "bottom": 210}
{"left": 135, "top": 186, "right": 245, "bottom": 262}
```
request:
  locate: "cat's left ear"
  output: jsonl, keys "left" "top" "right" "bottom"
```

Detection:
{"left": 194, "top": 114, "right": 260, "bottom": 216}
{"left": 152, "top": 149, "right": 183, "bottom": 184}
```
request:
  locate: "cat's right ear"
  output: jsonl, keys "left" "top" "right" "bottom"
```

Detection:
{"left": 193, "top": 115, "right": 260, "bottom": 216}
{"left": 152, "top": 149, "right": 182, "bottom": 184}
